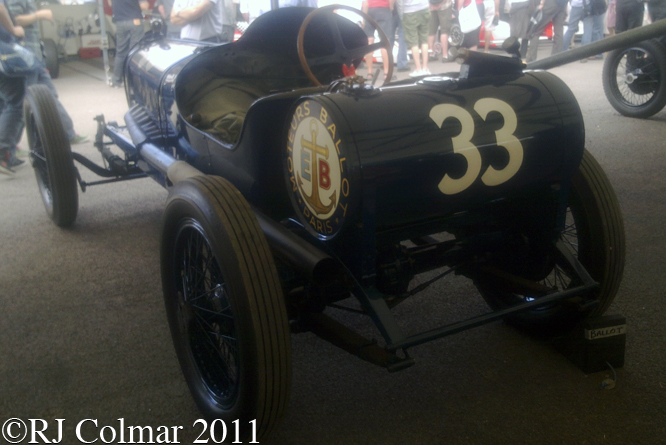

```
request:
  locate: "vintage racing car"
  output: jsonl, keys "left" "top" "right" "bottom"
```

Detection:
{"left": 25, "top": 5, "right": 626, "bottom": 441}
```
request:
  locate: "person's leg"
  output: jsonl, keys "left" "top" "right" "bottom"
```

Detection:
{"left": 396, "top": 15, "right": 409, "bottom": 69}
{"left": 419, "top": 9, "right": 430, "bottom": 72}
{"left": 428, "top": 7, "right": 439, "bottom": 58}
{"left": 551, "top": 5, "right": 566, "bottom": 55}
{"left": 0, "top": 75, "right": 25, "bottom": 171}
{"left": 112, "top": 21, "right": 132, "bottom": 86}
{"left": 440, "top": 7, "right": 451, "bottom": 59}
{"left": 525, "top": 34, "right": 540, "bottom": 62}
{"left": 563, "top": 6, "right": 584, "bottom": 51}
{"left": 581, "top": 14, "right": 594, "bottom": 46}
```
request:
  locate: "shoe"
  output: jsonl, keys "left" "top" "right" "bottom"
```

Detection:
{"left": 409, "top": 70, "right": 422, "bottom": 77}
{"left": 70, "top": 134, "right": 89, "bottom": 144}
{"left": 397, "top": 66, "right": 410, "bottom": 72}
{"left": 8, "top": 157, "right": 25, "bottom": 169}
{"left": 0, "top": 159, "right": 15, "bottom": 175}
{"left": 110, "top": 82, "right": 123, "bottom": 88}
{"left": 15, "top": 147, "right": 29, "bottom": 158}
{"left": 422, "top": 68, "right": 431, "bottom": 75}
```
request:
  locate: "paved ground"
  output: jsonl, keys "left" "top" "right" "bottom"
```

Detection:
{"left": 1, "top": 41, "right": 665, "bottom": 445}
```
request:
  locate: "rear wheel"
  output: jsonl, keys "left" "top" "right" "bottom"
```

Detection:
{"left": 161, "top": 175, "right": 291, "bottom": 441}
{"left": 602, "top": 39, "right": 666, "bottom": 118}
{"left": 24, "top": 84, "right": 78, "bottom": 227}
{"left": 475, "top": 150, "right": 625, "bottom": 334}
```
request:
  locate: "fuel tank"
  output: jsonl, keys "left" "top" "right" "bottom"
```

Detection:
{"left": 285, "top": 71, "right": 584, "bottom": 239}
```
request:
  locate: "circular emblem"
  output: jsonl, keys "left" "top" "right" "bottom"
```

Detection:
{"left": 286, "top": 100, "right": 350, "bottom": 238}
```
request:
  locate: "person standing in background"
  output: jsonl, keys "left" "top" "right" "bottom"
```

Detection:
{"left": 110, "top": 0, "right": 148, "bottom": 87}
{"left": 427, "top": 0, "right": 452, "bottom": 60}
{"left": 219, "top": 0, "right": 236, "bottom": 43}
{"left": 615, "top": 0, "right": 643, "bottom": 33}
{"left": 171, "top": 0, "right": 222, "bottom": 41}
{"left": 580, "top": 0, "right": 605, "bottom": 61}
{"left": 562, "top": 0, "right": 584, "bottom": 50}
{"left": 509, "top": 0, "right": 530, "bottom": 57}
{"left": 9, "top": 0, "right": 88, "bottom": 145}
{"left": 0, "top": 0, "right": 25, "bottom": 174}
{"left": 457, "top": 0, "right": 484, "bottom": 50}
{"left": 362, "top": 0, "right": 394, "bottom": 81}
{"left": 398, "top": 0, "right": 430, "bottom": 76}
{"left": 155, "top": 0, "right": 183, "bottom": 38}
{"left": 525, "top": 0, "right": 566, "bottom": 62}
{"left": 482, "top": 0, "right": 499, "bottom": 52}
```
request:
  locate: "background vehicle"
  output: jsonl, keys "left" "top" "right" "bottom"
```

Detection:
{"left": 602, "top": 37, "right": 666, "bottom": 118}
{"left": 25, "top": 5, "right": 625, "bottom": 441}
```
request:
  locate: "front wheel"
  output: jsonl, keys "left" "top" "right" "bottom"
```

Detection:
{"left": 602, "top": 39, "right": 666, "bottom": 118}
{"left": 24, "top": 84, "right": 78, "bottom": 227}
{"left": 161, "top": 175, "right": 291, "bottom": 441}
{"left": 475, "top": 150, "right": 626, "bottom": 335}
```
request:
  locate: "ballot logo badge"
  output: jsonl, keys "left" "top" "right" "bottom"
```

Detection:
{"left": 286, "top": 100, "right": 350, "bottom": 238}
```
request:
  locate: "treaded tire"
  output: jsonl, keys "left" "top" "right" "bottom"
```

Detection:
{"left": 476, "top": 150, "right": 626, "bottom": 334}
{"left": 24, "top": 84, "right": 78, "bottom": 227}
{"left": 161, "top": 175, "right": 291, "bottom": 442}
{"left": 602, "top": 39, "right": 666, "bottom": 118}
{"left": 42, "top": 38, "right": 59, "bottom": 79}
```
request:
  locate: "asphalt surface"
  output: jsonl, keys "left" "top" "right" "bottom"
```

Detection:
{"left": 1, "top": 42, "right": 665, "bottom": 445}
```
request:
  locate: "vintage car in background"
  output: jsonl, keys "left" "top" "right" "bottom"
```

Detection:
{"left": 24, "top": 5, "right": 625, "bottom": 441}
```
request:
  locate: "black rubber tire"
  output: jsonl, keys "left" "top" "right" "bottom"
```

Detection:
{"left": 24, "top": 84, "right": 78, "bottom": 227}
{"left": 42, "top": 38, "right": 59, "bottom": 79}
{"left": 475, "top": 150, "right": 626, "bottom": 334}
{"left": 602, "top": 39, "right": 666, "bottom": 118}
{"left": 161, "top": 175, "right": 291, "bottom": 441}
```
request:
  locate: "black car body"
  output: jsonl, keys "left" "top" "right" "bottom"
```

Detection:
{"left": 24, "top": 5, "right": 625, "bottom": 440}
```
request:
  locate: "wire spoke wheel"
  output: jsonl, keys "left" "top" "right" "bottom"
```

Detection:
{"left": 175, "top": 220, "right": 240, "bottom": 406}
{"left": 162, "top": 175, "right": 291, "bottom": 441}
{"left": 603, "top": 40, "right": 666, "bottom": 118}
{"left": 474, "top": 150, "right": 625, "bottom": 334}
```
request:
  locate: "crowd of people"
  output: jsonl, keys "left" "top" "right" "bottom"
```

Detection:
{"left": 2, "top": 0, "right": 664, "bottom": 173}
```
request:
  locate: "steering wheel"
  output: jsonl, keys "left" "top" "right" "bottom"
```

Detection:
{"left": 297, "top": 5, "right": 394, "bottom": 87}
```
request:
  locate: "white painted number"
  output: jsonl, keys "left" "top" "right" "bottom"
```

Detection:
{"left": 430, "top": 98, "right": 524, "bottom": 195}
{"left": 429, "top": 104, "right": 482, "bottom": 195}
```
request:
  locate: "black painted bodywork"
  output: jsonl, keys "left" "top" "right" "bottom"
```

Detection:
{"left": 121, "top": 7, "right": 584, "bottom": 285}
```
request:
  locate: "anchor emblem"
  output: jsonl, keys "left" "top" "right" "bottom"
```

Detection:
{"left": 297, "top": 120, "right": 337, "bottom": 215}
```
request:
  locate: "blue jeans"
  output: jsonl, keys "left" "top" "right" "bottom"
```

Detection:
{"left": 112, "top": 20, "right": 145, "bottom": 85}
{"left": 25, "top": 66, "right": 76, "bottom": 141}
{"left": 0, "top": 74, "right": 25, "bottom": 155}
{"left": 562, "top": 5, "right": 585, "bottom": 51}
{"left": 392, "top": 11, "right": 409, "bottom": 69}
{"left": 582, "top": 12, "right": 604, "bottom": 48}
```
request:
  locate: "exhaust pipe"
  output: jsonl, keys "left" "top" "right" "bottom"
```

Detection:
{"left": 138, "top": 137, "right": 339, "bottom": 284}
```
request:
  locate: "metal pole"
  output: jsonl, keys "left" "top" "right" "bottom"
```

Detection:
{"left": 526, "top": 18, "right": 666, "bottom": 71}
{"left": 97, "top": 0, "right": 111, "bottom": 85}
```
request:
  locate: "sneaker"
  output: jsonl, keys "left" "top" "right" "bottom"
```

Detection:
{"left": 70, "top": 134, "right": 89, "bottom": 144}
{"left": 8, "top": 157, "right": 26, "bottom": 169}
{"left": 0, "top": 159, "right": 15, "bottom": 175}
{"left": 409, "top": 70, "right": 422, "bottom": 77}
{"left": 110, "top": 82, "right": 123, "bottom": 88}
{"left": 422, "top": 68, "right": 431, "bottom": 75}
